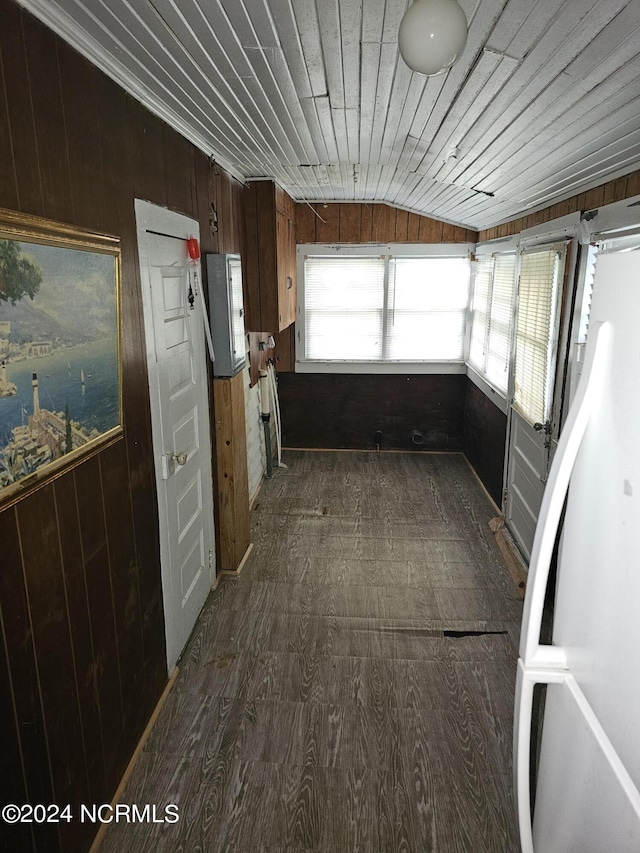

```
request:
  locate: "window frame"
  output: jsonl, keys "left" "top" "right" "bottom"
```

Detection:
{"left": 295, "top": 242, "right": 474, "bottom": 375}
{"left": 467, "top": 248, "right": 518, "bottom": 396}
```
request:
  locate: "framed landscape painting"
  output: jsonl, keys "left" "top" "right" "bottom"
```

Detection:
{"left": 0, "top": 209, "right": 122, "bottom": 505}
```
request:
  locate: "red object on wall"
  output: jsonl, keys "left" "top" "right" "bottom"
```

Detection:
{"left": 186, "top": 236, "right": 200, "bottom": 261}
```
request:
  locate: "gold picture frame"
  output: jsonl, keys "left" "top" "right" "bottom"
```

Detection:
{"left": 0, "top": 208, "right": 122, "bottom": 506}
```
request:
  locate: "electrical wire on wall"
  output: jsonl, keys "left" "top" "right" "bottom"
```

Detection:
{"left": 268, "top": 360, "right": 287, "bottom": 469}
{"left": 258, "top": 361, "right": 286, "bottom": 478}
{"left": 258, "top": 368, "right": 272, "bottom": 478}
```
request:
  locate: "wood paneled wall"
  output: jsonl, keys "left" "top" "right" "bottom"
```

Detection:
{"left": 463, "top": 381, "right": 507, "bottom": 508}
{"left": 296, "top": 201, "right": 478, "bottom": 245}
{"left": 479, "top": 170, "right": 640, "bottom": 241}
{"left": 209, "top": 162, "right": 245, "bottom": 255}
{"left": 212, "top": 373, "right": 251, "bottom": 572}
{"left": 0, "top": 4, "right": 243, "bottom": 851}
{"left": 278, "top": 373, "right": 467, "bottom": 451}
{"left": 243, "top": 181, "right": 297, "bottom": 371}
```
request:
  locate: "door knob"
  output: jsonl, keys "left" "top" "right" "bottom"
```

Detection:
{"left": 174, "top": 452, "right": 188, "bottom": 466}
{"left": 533, "top": 421, "right": 552, "bottom": 435}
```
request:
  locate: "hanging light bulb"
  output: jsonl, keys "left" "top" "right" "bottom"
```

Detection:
{"left": 398, "top": 0, "right": 468, "bottom": 76}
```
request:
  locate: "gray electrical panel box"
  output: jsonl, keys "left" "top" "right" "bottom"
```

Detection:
{"left": 206, "top": 253, "right": 246, "bottom": 377}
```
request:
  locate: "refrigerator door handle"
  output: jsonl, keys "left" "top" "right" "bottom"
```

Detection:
{"left": 519, "top": 320, "right": 611, "bottom": 666}
{"left": 514, "top": 661, "right": 567, "bottom": 853}
{"left": 515, "top": 661, "right": 640, "bottom": 853}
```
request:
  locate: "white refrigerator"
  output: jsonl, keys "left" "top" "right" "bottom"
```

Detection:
{"left": 514, "top": 245, "right": 640, "bottom": 851}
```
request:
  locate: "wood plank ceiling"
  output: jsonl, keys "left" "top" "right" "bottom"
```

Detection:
{"left": 16, "top": 0, "right": 640, "bottom": 229}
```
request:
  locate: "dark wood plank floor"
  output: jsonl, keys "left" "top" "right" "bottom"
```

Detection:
{"left": 100, "top": 451, "right": 522, "bottom": 853}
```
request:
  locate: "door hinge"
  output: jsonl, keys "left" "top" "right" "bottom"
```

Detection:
{"left": 208, "top": 549, "right": 214, "bottom": 571}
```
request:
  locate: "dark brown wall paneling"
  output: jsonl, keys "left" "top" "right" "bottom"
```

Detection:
{"left": 295, "top": 201, "right": 474, "bottom": 246}
{"left": 420, "top": 215, "right": 443, "bottom": 242}
{"left": 73, "top": 456, "right": 125, "bottom": 802}
{"left": 209, "top": 163, "right": 245, "bottom": 255}
{"left": 0, "top": 588, "right": 34, "bottom": 853}
{"left": 278, "top": 373, "right": 467, "bottom": 451}
{"left": 295, "top": 200, "right": 317, "bottom": 244}
{"left": 407, "top": 212, "right": 421, "bottom": 241}
{"left": 0, "top": 507, "right": 58, "bottom": 853}
{"left": 0, "top": 3, "right": 243, "bottom": 851}
{"left": 316, "top": 202, "right": 339, "bottom": 242}
{"left": 0, "top": 38, "right": 19, "bottom": 210}
{"left": 241, "top": 177, "right": 261, "bottom": 330}
{"left": 394, "top": 208, "right": 409, "bottom": 241}
{"left": 256, "top": 181, "right": 279, "bottom": 329}
{"left": 58, "top": 46, "right": 105, "bottom": 231}
{"left": 338, "top": 203, "right": 362, "bottom": 242}
{"left": 0, "top": 0, "right": 44, "bottom": 216}
{"left": 360, "top": 203, "right": 374, "bottom": 241}
{"left": 372, "top": 203, "right": 396, "bottom": 240}
{"left": 131, "top": 104, "right": 167, "bottom": 209}
{"left": 27, "top": 19, "right": 73, "bottom": 223}
{"left": 99, "top": 440, "right": 146, "bottom": 756}
{"left": 463, "top": 380, "right": 508, "bottom": 507}
{"left": 242, "top": 180, "right": 296, "bottom": 370}
{"left": 163, "top": 125, "right": 196, "bottom": 220}
{"left": 16, "top": 483, "right": 92, "bottom": 853}
{"left": 94, "top": 75, "right": 132, "bottom": 234}
{"left": 53, "top": 472, "right": 106, "bottom": 808}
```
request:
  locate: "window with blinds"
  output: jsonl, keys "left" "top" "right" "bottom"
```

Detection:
{"left": 468, "top": 253, "right": 517, "bottom": 393}
{"left": 513, "top": 245, "right": 565, "bottom": 425}
{"left": 469, "top": 255, "right": 492, "bottom": 370}
{"left": 302, "top": 253, "right": 470, "bottom": 363}
{"left": 304, "top": 257, "right": 385, "bottom": 360}
{"left": 387, "top": 257, "right": 469, "bottom": 360}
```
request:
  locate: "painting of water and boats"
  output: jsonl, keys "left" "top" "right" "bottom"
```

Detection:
{"left": 0, "top": 225, "right": 121, "bottom": 500}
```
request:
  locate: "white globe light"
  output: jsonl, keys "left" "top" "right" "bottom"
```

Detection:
{"left": 398, "top": 0, "right": 468, "bottom": 76}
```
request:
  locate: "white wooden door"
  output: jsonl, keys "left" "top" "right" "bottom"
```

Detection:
{"left": 135, "top": 200, "right": 215, "bottom": 674}
{"left": 505, "top": 410, "right": 551, "bottom": 561}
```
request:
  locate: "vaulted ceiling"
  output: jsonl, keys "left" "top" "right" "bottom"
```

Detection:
{"left": 16, "top": 0, "right": 640, "bottom": 229}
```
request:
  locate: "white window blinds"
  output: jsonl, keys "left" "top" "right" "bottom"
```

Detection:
{"left": 469, "top": 255, "right": 493, "bottom": 373}
{"left": 486, "top": 254, "right": 517, "bottom": 390}
{"left": 577, "top": 244, "right": 598, "bottom": 345}
{"left": 513, "top": 246, "right": 565, "bottom": 425}
{"left": 469, "top": 253, "right": 516, "bottom": 393}
{"left": 387, "top": 257, "right": 469, "bottom": 360}
{"left": 302, "top": 254, "right": 470, "bottom": 363}
{"left": 304, "top": 256, "right": 385, "bottom": 360}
